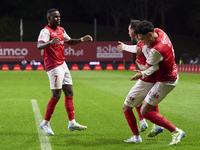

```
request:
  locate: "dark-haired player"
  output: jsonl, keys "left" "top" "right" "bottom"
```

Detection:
{"left": 37, "top": 8, "right": 93, "bottom": 135}
{"left": 117, "top": 20, "right": 163, "bottom": 143}
{"left": 131, "top": 20, "right": 185, "bottom": 145}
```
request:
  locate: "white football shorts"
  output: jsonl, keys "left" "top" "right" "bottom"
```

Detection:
{"left": 46, "top": 62, "right": 72, "bottom": 89}
{"left": 124, "top": 79, "right": 154, "bottom": 108}
{"left": 144, "top": 76, "right": 178, "bottom": 106}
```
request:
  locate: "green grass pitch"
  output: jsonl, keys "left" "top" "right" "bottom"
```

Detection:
{"left": 0, "top": 70, "right": 199, "bottom": 150}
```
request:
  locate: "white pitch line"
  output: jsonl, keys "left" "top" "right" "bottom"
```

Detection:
{"left": 31, "top": 99, "right": 52, "bottom": 150}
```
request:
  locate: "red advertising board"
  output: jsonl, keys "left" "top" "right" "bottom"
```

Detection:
{"left": 0, "top": 41, "right": 133, "bottom": 62}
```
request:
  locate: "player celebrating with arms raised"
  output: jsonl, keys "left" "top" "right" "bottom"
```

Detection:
{"left": 37, "top": 8, "right": 93, "bottom": 135}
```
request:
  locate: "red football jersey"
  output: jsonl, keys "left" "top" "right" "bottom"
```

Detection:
{"left": 38, "top": 25, "right": 71, "bottom": 71}
{"left": 137, "top": 42, "right": 146, "bottom": 65}
{"left": 137, "top": 42, "right": 156, "bottom": 83}
{"left": 147, "top": 28, "right": 178, "bottom": 82}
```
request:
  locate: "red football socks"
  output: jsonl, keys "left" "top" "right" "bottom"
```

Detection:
{"left": 135, "top": 104, "right": 159, "bottom": 121}
{"left": 124, "top": 110, "right": 139, "bottom": 135}
{"left": 44, "top": 97, "right": 59, "bottom": 121}
{"left": 144, "top": 111, "right": 176, "bottom": 132}
{"left": 153, "top": 104, "right": 159, "bottom": 112}
{"left": 135, "top": 105, "right": 144, "bottom": 121}
{"left": 65, "top": 96, "right": 75, "bottom": 120}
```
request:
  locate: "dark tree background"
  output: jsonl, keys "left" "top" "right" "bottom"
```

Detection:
{"left": 0, "top": 0, "right": 200, "bottom": 63}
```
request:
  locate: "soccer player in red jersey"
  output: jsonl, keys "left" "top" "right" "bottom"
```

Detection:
{"left": 37, "top": 8, "right": 93, "bottom": 135}
{"left": 131, "top": 20, "right": 185, "bottom": 145}
{"left": 117, "top": 20, "right": 163, "bottom": 143}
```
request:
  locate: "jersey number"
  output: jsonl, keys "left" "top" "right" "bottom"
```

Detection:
{"left": 54, "top": 75, "right": 58, "bottom": 83}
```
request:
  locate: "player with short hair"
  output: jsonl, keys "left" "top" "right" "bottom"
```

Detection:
{"left": 130, "top": 20, "right": 185, "bottom": 145}
{"left": 37, "top": 8, "right": 93, "bottom": 135}
{"left": 117, "top": 20, "right": 163, "bottom": 143}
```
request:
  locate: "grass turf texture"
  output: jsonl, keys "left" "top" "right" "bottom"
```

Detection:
{"left": 0, "top": 71, "right": 199, "bottom": 150}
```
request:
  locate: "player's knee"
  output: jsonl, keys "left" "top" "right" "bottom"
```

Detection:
{"left": 140, "top": 109, "right": 146, "bottom": 116}
{"left": 140, "top": 106, "right": 154, "bottom": 116}
{"left": 52, "top": 90, "right": 61, "bottom": 100}
{"left": 65, "top": 91, "right": 73, "bottom": 96}
{"left": 122, "top": 104, "right": 126, "bottom": 111}
{"left": 140, "top": 105, "right": 149, "bottom": 116}
{"left": 122, "top": 104, "right": 132, "bottom": 111}
{"left": 62, "top": 85, "right": 74, "bottom": 96}
{"left": 53, "top": 95, "right": 61, "bottom": 100}
{"left": 68, "top": 93, "right": 73, "bottom": 96}
{"left": 53, "top": 93, "right": 61, "bottom": 100}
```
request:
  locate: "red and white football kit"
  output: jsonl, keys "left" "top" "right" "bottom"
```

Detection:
{"left": 142, "top": 28, "right": 178, "bottom": 106}
{"left": 122, "top": 41, "right": 158, "bottom": 136}
{"left": 123, "top": 41, "right": 156, "bottom": 108}
{"left": 123, "top": 29, "right": 182, "bottom": 139}
{"left": 38, "top": 25, "right": 73, "bottom": 89}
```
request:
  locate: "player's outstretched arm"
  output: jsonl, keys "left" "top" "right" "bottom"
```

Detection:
{"left": 67, "top": 35, "right": 93, "bottom": 45}
{"left": 117, "top": 41, "right": 125, "bottom": 51}
{"left": 81, "top": 35, "right": 93, "bottom": 42}
{"left": 117, "top": 41, "right": 137, "bottom": 53}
